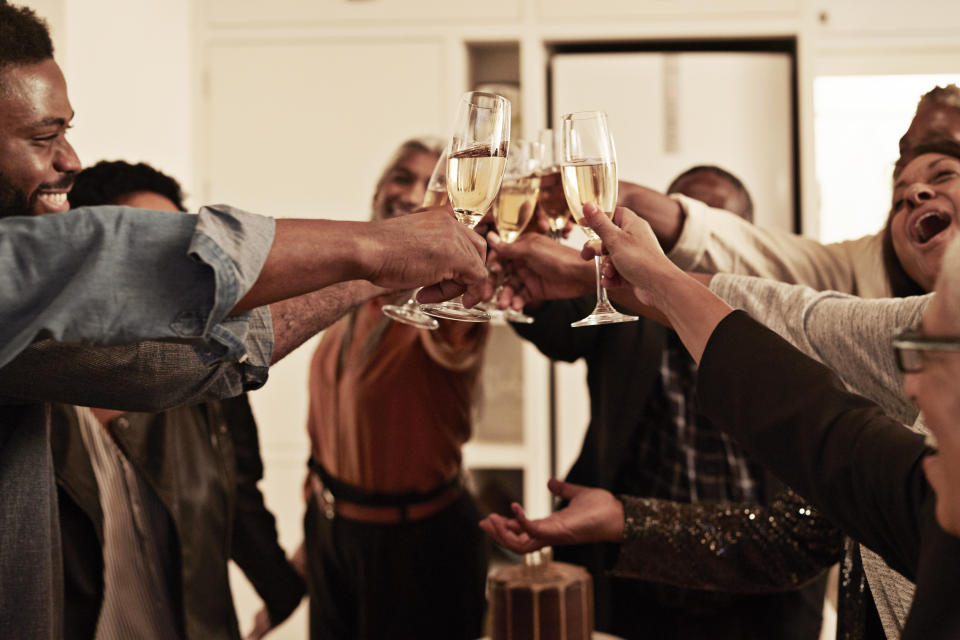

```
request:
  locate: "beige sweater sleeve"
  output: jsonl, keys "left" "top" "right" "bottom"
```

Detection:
{"left": 669, "top": 194, "right": 892, "bottom": 298}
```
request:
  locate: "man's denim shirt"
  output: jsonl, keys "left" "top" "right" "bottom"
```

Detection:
{"left": 0, "top": 204, "right": 275, "bottom": 640}
{"left": 0, "top": 204, "right": 276, "bottom": 371}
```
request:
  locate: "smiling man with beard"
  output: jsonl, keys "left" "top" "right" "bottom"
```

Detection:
{"left": 0, "top": 23, "right": 78, "bottom": 218}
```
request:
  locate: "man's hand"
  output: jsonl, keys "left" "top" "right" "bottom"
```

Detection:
{"left": 533, "top": 205, "right": 575, "bottom": 239}
{"left": 478, "top": 479, "right": 624, "bottom": 554}
{"left": 485, "top": 230, "right": 594, "bottom": 310}
{"left": 364, "top": 208, "right": 491, "bottom": 306}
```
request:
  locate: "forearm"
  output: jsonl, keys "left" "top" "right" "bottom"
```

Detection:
{"left": 236, "top": 219, "right": 370, "bottom": 313}
{"left": 607, "top": 286, "right": 670, "bottom": 327}
{"left": 0, "top": 206, "right": 274, "bottom": 367}
{"left": 698, "top": 312, "right": 930, "bottom": 578}
{"left": 710, "top": 274, "right": 929, "bottom": 423}
{"left": 269, "top": 280, "right": 384, "bottom": 363}
{"left": 0, "top": 338, "right": 268, "bottom": 410}
{"left": 647, "top": 270, "right": 732, "bottom": 363}
{"left": 614, "top": 492, "right": 844, "bottom": 593}
{"left": 667, "top": 195, "right": 870, "bottom": 294}
{"left": 618, "top": 181, "right": 685, "bottom": 250}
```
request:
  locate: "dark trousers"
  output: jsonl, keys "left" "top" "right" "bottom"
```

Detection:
{"left": 304, "top": 491, "right": 488, "bottom": 640}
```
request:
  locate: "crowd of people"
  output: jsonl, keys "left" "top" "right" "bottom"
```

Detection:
{"left": 3, "top": 1, "right": 960, "bottom": 639}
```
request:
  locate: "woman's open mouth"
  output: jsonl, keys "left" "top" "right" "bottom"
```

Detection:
{"left": 914, "top": 210, "right": 952, "bottom": 244}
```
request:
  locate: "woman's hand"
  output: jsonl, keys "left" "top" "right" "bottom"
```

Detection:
{"left": 478, "top": 479, "right": 624, "bottom": 554}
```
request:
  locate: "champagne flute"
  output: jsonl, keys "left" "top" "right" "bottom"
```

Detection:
{"left": 490, "top": 139, "right": 541, "bottom": 324}
{"left": 380, "top": 149, "right": 451, "bottom": 330}
{"left": 421, "top": 91, "right": 510, "bottom": 322}
{"left": 560, "top": 111, "right": 638, "bottom": 327}
{"left": 536, "top": 128, "right": 573, "bottom": 240}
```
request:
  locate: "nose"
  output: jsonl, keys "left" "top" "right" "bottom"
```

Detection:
{"left": 407, "top": 180, "right": 428, "bottom": 208}
{"left": 903, "top": 371, "right": 921, "bottom": 407}
{"left": 905, "top": 183, "right": 935, "bottom": 208}
{"left": 54, "top": 138, "right": 82, "bottom": 175}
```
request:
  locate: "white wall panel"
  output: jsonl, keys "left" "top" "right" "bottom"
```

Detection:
{"left": 202, "top": 37, "right": 449, "bottom": 220}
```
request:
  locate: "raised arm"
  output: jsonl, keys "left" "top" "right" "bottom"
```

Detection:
{"left": 709, "top": 274, "right": 930, "bottom": 425}
{"left": 1, "top": 204, "right": 488, "bottom": 368}
{"left": 619, "top": 180, "right": 889, "bottom": 297}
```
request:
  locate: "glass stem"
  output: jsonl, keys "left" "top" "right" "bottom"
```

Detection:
{"left": 404, "top": 287, "right": 423, "bottom": 308}
{"left": 594, "top": 256, "right": 615, "bottom": 312}
{"left": 594, "top": 256, "right": 604, "bottom": 301}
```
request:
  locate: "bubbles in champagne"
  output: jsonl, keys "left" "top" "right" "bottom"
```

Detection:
{"left": 447, "top": 144, "right": 508, "bottom": 228}
{"left": 493, "top": 175, "right": 541, "bottom": 243}
{"left": 560, "top": 161, "right": 617, "bottom": 239}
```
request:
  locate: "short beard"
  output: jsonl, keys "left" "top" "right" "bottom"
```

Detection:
{"left": 0, "top": 172, "right": 34, "bottom": 219}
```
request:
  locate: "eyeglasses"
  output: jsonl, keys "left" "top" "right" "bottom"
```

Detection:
{"left": 892, "top": 329, "right": 960, "bottom": 373}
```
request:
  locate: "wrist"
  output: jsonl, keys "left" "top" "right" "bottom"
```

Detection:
{"left": 612, "top": 498, "right": 625, "bottom": 542}
{"left": 632, "top": 264, "right": 685, "bottom": 311}
{"left": 351, "top": 220, "right": 390, "bottom": 282}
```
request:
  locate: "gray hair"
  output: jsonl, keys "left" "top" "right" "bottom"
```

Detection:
{"left": 370, "top": 136, "right": 445, "bottom": 220}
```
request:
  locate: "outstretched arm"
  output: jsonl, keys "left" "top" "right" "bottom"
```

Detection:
{"left": 1, "top": 204, "right": 488, "bottom": 368}
{"left": 709, "top": 274, "right": 930, "bottom": 425}
{"left": 619, "top": 182, "right": 878, "bottom": 295}
{"left": 479, "top": 479, "right": 843, "bottom": 593}
{"left": 235, "top": 209, "right": 489, "bottom": 312}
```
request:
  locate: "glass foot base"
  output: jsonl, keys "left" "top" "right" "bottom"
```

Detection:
{"left": 571, "top": 310, "right": 638, "bottom": 327}
{"left": 381, "top": 303, "right": 439, "bottom": 330}
{"left": 504, "top": 308, "right": 535, "bottom": 324}
{"left": 420, "top": 301, "right": 490, "bottom": 323}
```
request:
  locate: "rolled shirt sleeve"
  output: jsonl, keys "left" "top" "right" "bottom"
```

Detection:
{"left": 0, "top": 204, "right": 275, "bottom": 368}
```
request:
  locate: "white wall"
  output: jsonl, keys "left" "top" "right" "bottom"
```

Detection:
{"left": 58, "top": 0, "right": 195, "bottom": 206}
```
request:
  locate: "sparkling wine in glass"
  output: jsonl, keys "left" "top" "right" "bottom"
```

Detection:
{"left": 536, "top": 128, "right": 572, "bottom": 240}
{"left": 560, "top": 111, "right": 638, "bottom": 327}
{"left": 422, "top": 91, "right": 510, "bottom": 322}
{"left": 380, "top": 149, "right": 453, "bottom": 330}
{"left": 490, "top": 139, "right": 541, "bottom": 324}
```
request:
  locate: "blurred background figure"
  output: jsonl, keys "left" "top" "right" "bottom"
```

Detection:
{"left": 55, "top": 160, "right": 305, "bottom": 640}
{"left": 298, "top": 138, "right": 490, "bottom": 640}
{"left": 665, "top": 165, "right": 754, "bottom": 223}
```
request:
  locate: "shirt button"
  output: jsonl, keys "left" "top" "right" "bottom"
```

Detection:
{"left": 115, "top": 417, "right": 130, "bottom": 429}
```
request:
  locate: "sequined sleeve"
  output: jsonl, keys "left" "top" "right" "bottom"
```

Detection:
{"left": 614, "top": 489, "right": 844, "bottom": 593}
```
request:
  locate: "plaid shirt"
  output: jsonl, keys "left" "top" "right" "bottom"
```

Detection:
{"left": 614, "top": 332, "right": 763, "bottom": 504}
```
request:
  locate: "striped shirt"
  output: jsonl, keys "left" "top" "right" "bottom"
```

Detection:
{"left": 75, "top": 407, "right": 182, "bottom": 640}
